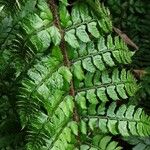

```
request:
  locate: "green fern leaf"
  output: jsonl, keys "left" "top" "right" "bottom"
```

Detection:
{"left": 1, "top": 0, "right": 150, "bottom": 149}
{"left": 82, "top": 102, "right": 150, "bottom": 136}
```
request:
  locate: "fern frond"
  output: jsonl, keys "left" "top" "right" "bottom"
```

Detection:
{"left": 75, "top": 68, "right": 138, "bottom": 104}
{"left": 15, "top": 1, "right": 150, "bottom": 149}
{"left": 0, "top": 0, "right": 149, "bottom": 149}
{"left": 79, "top": 134, "right": 122, "bottom": 150}
{"left": 81, "top": 102, "right": 150, "bottom": 136}
{"left": 70, "top": 35, "right": 134, "bottom": 80}
{"left": 0, "top": 0, "right": 53, "bottom": 80}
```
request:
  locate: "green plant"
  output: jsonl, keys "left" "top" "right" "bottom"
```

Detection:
{"left": 0, "top": 0, "right": 150, "bottom": 149}
{"left": 104, "top": 0, "right": 150, "bottom": 125}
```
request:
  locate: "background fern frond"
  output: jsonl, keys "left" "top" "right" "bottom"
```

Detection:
{"left": 124, "top": 136, "right": 150, "bottom": 150}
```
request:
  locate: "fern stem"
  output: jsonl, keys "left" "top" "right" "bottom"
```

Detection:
{"left": 71, "top": 48, "right": 127, "bottom": 63}
{"left": 76, "top": 81, "right": 134, "bottom": 93}
{"left": 48, "top": 0, "right": 80, "bottom": 146}
{"left": 83, "top": 115, "right": 150, "bottom": 126}
{"left": 65, "top": 19, "right": 96, "bottom": 31}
